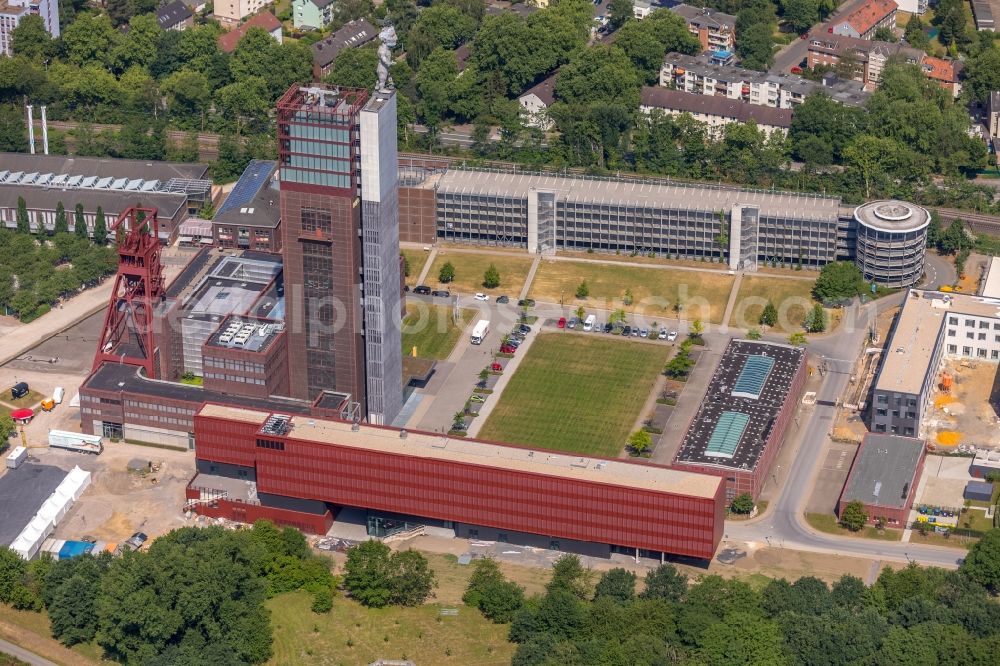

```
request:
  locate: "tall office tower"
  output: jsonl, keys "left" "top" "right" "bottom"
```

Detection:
{"left": 360, "top": 90, "right": 402, "bottom": 425}
{"left": 277, "top": 85, "right": 369, "bottom": 408}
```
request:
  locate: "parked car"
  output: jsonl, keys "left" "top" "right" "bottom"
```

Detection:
{"left": 414, "top": 285, "right": 431, "bottom": 295}
{"left": 517, "top": 324, "right": 532, "bottom": 335}
{"left": 632, "top": 327, "right": 640, "bottom": 337}
{"left": 432, "top": 289, "right": 450, "bottom": 298}
{"left": 491, "top": 362, "right": 503, "bottom": 372}
{"left": 517, "top": 299, "right": 536, "bottom": 307}
{"left": 622, "top": 325, "right": 632, "bottom": 336}
{"left": 667, "top": 330, "right": 678, "bottom": 341}
{"left": 640, "top": 328, "right": 649, "bottom": 338}
{"left": 475, "top": 292, "right": 489, "bottom": 301}
{"left": 603, "top": 323, "right": 614, "bottom": 333}
{"left": 567, "top": 317, "right": 579, "bottom": 329}
{"left": 497, "top": 295, "right": 510, "bottom": 304}
{"left": 470, "top": 394, "right": 486, "bottom": 403}
{"left": 507, "top": 338, "right": 521, "bottom": 348}
{"left": 500, "top": 344, "right": 517, "bottom": 354}
{"left": 658, "top": 329, "right": 668, "bottom": 340}
{"left": 557, "top": 317, "right": 567, "bottom": 329}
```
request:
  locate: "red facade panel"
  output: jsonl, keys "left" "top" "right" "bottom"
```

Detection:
{"left": 194, "top": 414, "right": 725, "bottom": 560}
{"left": 185, "top": 485, "right": 333, "bottom": 533}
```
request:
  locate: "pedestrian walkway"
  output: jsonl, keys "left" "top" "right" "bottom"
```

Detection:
{"left": 467, "top": 328, "right": 541, "bottom": 438}
{"left": 519, "top": 255, "right": 542, "bottom": 302}
{"left": 0, "top": 639, "right": 58, "bottom": 666}
{"left": 415, "top": 247, "right": 438, "bottom": 285}
{"left": 720, "top": 272, "right": 745, "bottom": 329}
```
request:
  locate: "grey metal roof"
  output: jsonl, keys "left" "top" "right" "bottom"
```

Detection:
{"left": 841, "top": 434, "right": 924, "bottom": 509}
{"left": 0, "top": 153, "right": 207, "bottom": 182}
{"left": 0, "top": 184, "right": 187, "bottom": 219}
{"left": 435, "top": 168, "right": 841, "bottom": 221}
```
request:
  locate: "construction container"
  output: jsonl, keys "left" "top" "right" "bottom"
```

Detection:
{"left": 40, "top": 398, "right": 55, "bottom": 412}
{"left": 6, "top": 446, "right": 27, "bottom": 469}
{"left": 53, "top": 387, "right": 65, "bottom": 404}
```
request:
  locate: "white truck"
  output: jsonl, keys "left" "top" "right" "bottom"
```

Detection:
{"left": 583, "top": 314, "right": 597, "bottom": 331}
{"left": 470, "top": 320, "right": 490, "bottom": 345}
{"left": 53, "top": 386, "right": 65, "bottom": 405}
{"left": 48, "top": 430, "right": 103, "bottom": 455}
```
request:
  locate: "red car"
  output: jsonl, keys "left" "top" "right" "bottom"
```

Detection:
{"left": 791, "top": 66, "right": 803, "bottom": 75}
{"left": 557, "top": 317, "right": 567, "bottom": 328}
{"left": 491, "top": 362, "right": 503, "bottom": 372}
{"left": 500, "top": 344, "right": 516, "bottom": 354}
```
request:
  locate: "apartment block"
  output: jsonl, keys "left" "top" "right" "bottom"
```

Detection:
{"left": 830, "top": 0, "right": 897, "bottom": 40}
{"left": 670, "top": 3, "right": 736, "bottom": 53}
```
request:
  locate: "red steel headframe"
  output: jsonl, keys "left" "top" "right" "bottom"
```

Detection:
{"left": 92, "top": 207, "right": 165, "bottom": 378}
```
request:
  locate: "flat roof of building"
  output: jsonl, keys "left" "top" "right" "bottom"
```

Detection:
{"left": 674, "top": 339, "right": 804, "bottom": 471}
{"left": 214, "top": 160, "right": 280, "bottom": 229}
{"left": 180, "top": 253, "right": 283, "bottom": 320}
{"left": 436, "top": 169, "right": 841, "bottom": 221}
{"left": 0, "top": 185, "right": 187, "bottom": 220}
{"left": 84, "top": 363, "right": 311, "bottom": 414}
{"left": 854, "top": 200, "right": 930, "bottom": 233}
{"left": 875, "top": 290, "right": 1000, "bottom": 396}
{"left": 841, "top": 434, "right": 924, "bottom": 509}
{"left": 0, "top": 153, "right": 207, "bottom": 182}
{"left": 205, "top": 316, "right": 283, "bottom": 353}
{"left": 197, "top": 404, "right": 722, "bottom": 498}
{"left": 980, "top": 257, "right": 1000, "bottom": 298}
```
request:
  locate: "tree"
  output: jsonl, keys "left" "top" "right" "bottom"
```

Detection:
{"left": 813, "top": 261, "right": 865, "bottom": 302}
{"left": 344, "top": 539, "right": 394, "bottom": 607}
{"left": 614, "top": 9, "right": 701, "bottom": 83}
{"left": 575, "top": 280, "right": 589, "bottom": 298}
{"left": 594, "top": 568, "right": 637, "bottom": 604}
{"left": 47, "top": 554, "right": 110, "bottom": 645}
{"left": 960, "top": 529, "right": 1000, "bottom": 593}
{"left": 547, "top": 554, "right": 591, "bottom": 599}
{"left": 731, "top": 493, "right": 755, "bottom": 515}
{"left": 0, "top": 413, "right": 15, "bottom": 441}
{"left": 407, "top": 5, "right": 477, "bottom": 66}
{"left": 54, "top": 202, "right": 68, "bottom": 235}
{"left": 215, "top": 77, "right": 271, "bottom": 137}
{"left": 641, "top": 564, "right": 687, "bottom": 601}
{"left": 575, "top": 305, "right": 586, "bottom": 321}
{"left": 935, "top": 0, "right": 968, "bottom": 47}
{"left": 665, "top": 345, "right": 695, "bottom": 379}
{"left": 623, "top": 288, "right": 634, "bottom": 306}
{"left": 439, "top": 261, "right": 456, "bottom": 283}
{"left": 464, "top": 557, "right": 504, "bottom": 607}
{"left": 963, "top": 48, "right": 1000, "bottom": 104}
{"left": 788, "top": 332, "right": 807, "bottom": 346}
{"left": 804, "top": 303, "right": 827, "bottom": 333}
{"left": 736, "top": 21, "right": 775, "bottom": 71}
{"left": 903, "top": 15, "right": 929, "bottom": 50}
{"left": 696, "top": 611, "right": 785, "bottom": 665}
{"left": 10, "top": 14, "right": 54, "bottom": 60}
{"left": 747, "top": 327, "right": 762, "bottom": 340}
{"left": 627, "top": 429, "right": 652, "bottom": 456}
{"left": 690, "top": 318, "right": 704, "bottom": 338}
{"left": 74, "top": 204, "right": 88, "bottom": 239}
{"left": 760, "top": 301, "right": 778, "bottom": 327}
{"left": 843, "top": 134, "right": 905, "bottom": 199}
{"left": 840, "top": 500, "right": 868, "bottom": 531}
{"left": 938, "top": 219, "right": 971, "bottom": 255}
{"left": 483, "top": 263, "right": 501, "bottom": 288}
{"left": 93, "top": 207, "right": 108, "bottom": 245}
{"left": 873, "top": 26, "right": 896, "bottom": 42}
{"left": 16, "top": 196, "right": 30, "bottom": 234}
{"left": 478, "top": 578, "right": 525, "bottom": 623}
{"left": 782, "top": 0, "right": 819, "bottom": 33}
{"left": 609, "top": 0, "right": 633, "bottom": 29}
{"left": 390, "top": 549, "right": 436, "bottom": 606}
{"left": 62, "top": 13, "right": 122, "bottom": 69}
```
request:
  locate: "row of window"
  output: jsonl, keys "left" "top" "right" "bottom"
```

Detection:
{"left": 948, "top": 317, "right": 1000, "bottom": 329}
{"left": 81, "top": 395, "right": 122, "bottom": 406}
{"left": 872, "top": 423, "right": 916, "bottom": 436}
{"left": 204, "top": 357, "right": 265, "bottom": 373}
{"left": 124, "top": 412, "right": 189, "bottom": 427}
{"left": 124, "top": 399, "right": 196, "bottom": 415}
{"left": 948, "top": 330, "right": 1000, "bottom": 343}
{"left": 204, "top": 373, "right": 267, "bottom": 385}
{"left": 946, "top": 344, "right": 1000, "bottom": 360}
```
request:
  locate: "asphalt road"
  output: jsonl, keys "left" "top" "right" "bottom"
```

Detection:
{"left": 0, "top": 640, "right": 58, "bottom": 666}
{"left": 770, "top": 0, "right": 869, "bottom": 74}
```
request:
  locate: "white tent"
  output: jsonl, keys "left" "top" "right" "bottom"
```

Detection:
{"left": 56, "top": 466, "right": 91, "bottom": 501}
{"left": 12, "top": 521, "right": 47, "bottom": 560}
{"left": 37, "top": 496, "right": 62, "bottom": 526}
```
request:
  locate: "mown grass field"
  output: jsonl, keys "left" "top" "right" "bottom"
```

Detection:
{"left": 730, "top": 276, "right": 818, "bottom": 332}
{"left": 401, "top": 248, "right": 431, "bottom": 287}
{"left": 528, "top": 260, "right": 735, "bottom": 323}
{"left": 478, "top": 333, "right": 669, "bottom": 456}
{"left": 401, "top": 304, "right": 475, "bottom": 360}
{"left": 426, "top": 250, "right": 535, "bottom": 296}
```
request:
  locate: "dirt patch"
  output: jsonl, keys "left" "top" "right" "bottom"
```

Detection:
{"left": 925, "top": 360, "right": 1000, "bottom": 452}
{"left": 98, "top": 511, "right": 136, "bottom": 542}
{"left": 936, "top": 431, "right": 962, "bottom": 447}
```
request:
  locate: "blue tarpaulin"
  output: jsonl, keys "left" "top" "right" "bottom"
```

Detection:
{"left": 58, "top": 540, "right": 94, "bottom": 560}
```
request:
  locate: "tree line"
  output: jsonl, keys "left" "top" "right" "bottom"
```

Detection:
{"left": 460, "top": 532, "right": 1000, "bottom": 665}
{"left": 0, "top": 521, "right": 337, "bottom": 665}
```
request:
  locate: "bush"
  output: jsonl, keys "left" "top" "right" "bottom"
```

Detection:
{"left": 439, "top": 261, "right": 455, "bottom": 283}
{"left": 311, "top": 587, "right": 333, "bottom": 613}
{"left": 483, "top": 263, "right": 501, "bottom": 288}
{"left": 840, "top": 500, "right": 868, "bottom": 531}
{"left": 730, "top": 493, "right": 755, "bottom": 515}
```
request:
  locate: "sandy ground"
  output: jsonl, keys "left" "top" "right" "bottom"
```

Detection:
{"left": 924, "top": 360, "right": 1000, "bottom": 451}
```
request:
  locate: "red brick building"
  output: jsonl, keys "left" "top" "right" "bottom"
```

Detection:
{"left": 188, "top": 404, "right": 727, "bottom": 560}
{"left": 837, "top": 434, "right": 925, "bottom": 527}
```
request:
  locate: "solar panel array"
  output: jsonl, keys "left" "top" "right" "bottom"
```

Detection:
{"left": 731, "top": 355, "right": 775, "bottom": 399}
{"left": 216, "top": 160, "right": 277, "bottom": 217}
{"left": 704, "top": 411, "right": 749, "bottom": 459}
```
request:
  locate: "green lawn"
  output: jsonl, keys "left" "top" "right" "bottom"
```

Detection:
{"left": 401, "top": 248, "right": 431, "bottom": 287}
{"left": 805, "top": 513, "right": 902, "bottom": 542}
{"left": 401, "top": 304, "right": 475, "bottom": 360}
{"left": 731, "top": 276, "right": 818, "bottom": 332}
{"left": 0, "top": 388, "right": 46, "bottom": 411}
{"left": 267, "top": 590, "right": 514, "bottom": 666}
{"left": 478, "top": 333, "right": 670, "bottom": 456}
{"left": 427, "top": 249, "right": 535, "bottom": 296}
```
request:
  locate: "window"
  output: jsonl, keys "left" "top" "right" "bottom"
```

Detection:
{"left": 967, "top": 332, "right": 975, "bottom": 339}
{"left": 876, "top": 408, "right": 887, "bottom": 416}
{"left": 255, "top": 438, "right": 285, "bottom": 451}
{"left": 947, "top": 344, "right": 957, "bottom": 353}
{"left": 301, "top": 207, "right": 332, "bottom": 234}
{"left": 979, "top": 349, "right": 988, "bottom": 358}
{"left": 877, "top": 395, "right": 888, "bottom": 404}
{"left": 467, "top": 528, "right": 479, "bottom": 538}
{"left": 979, "top": 333, "right": 987, "bottom": 340}
{"left": 904, "top": 428, "right": 914, "bottom": 436}
{"left": 948, "top": 330, "right": 956, "bottom": 337}
{"left": 966, "top": 319, "right": 975, "bottom": 327}
{"left": 949, "top": 317, "right": 957, "bottom": 324}
{"left": 993, "top": 350, "right": 999, "bottom": 360}
{"left": 875, "top": 424, "right": 886, "bottom": 432}
{"left": 964, "top": 346, "right": 972, "bottom": 355}
{"left": 981, "top": 321, "right": 990, "bottom": 329}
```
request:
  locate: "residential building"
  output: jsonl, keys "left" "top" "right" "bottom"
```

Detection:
{"left": 988, "top": 91, "right": 1000, "bottom": 139}
{"left": 640, "top": 86, "right": 793, "bottom": 138}
{"left": 310, "top": 18, "right": 377, "bottom": 79}
{"left": 672, "top": 339, "right": 807, "bottom": 501}
{"left": 894, "top": 0, "right": 927, "bottom": 13}
{"left": 212, "top": 160, "right": 281, "bottom": 252}
{"left": 277, "top": 84, "right": 402, "bottom": 425}
{"left": 292, "top": 0, "right": 335, "bottom": 29}
{"left": 807, "top": 34, "right": 923, "bottom": 88}
{"left": 518, "top": 75, "right": 556, "bottom": 130}
{"left": 186, "top": 403, "right": 726, "bottom": 559}
{"left": 661, "top": 52, "right": 870, "bottom": 108}
{"left": 670, "top": 3, "right": 737, "bottom": 53}
{"left": 156, "top": 0, "right": 193, "bottom": 31}
{"left": 869, "top": 288, "right": 1000, "bottom": 436}
{"left": 0, "top": 0, "right": 58, "bottom": 56}
{"left": 838, "top": 434, "right": 926, "bottom": 526}
{"left": 634, "top": 0, "right": 653, "bottom": 19}
{"left": 218, "top": 11, "right": 283, "bottom": 53}
{"left": 214, "top": 0, "right": 269, "bottom": 27}
{"left": 830, "top": 0, "right": 897, "bottom": 40}
{"left": 921, "top": 56, "right": 962, "bottom": 98}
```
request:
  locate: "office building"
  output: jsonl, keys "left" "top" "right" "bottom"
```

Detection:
{"left": 187, "top": 403, "right": 726, "bottom": 560}
{"left": 672, "top": 339, "right": 807, "bottom": 500}
{"left": 276, "top": 83, "right": 402, "bottom": 424}
{"left": 212, "top": 160, "right": 281, "bottom": 252}
{"left": 838, "top": 434, "right": 925, "bottom": 526}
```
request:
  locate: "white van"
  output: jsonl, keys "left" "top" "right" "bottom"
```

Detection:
{"left": 471, "top": 320, "right": 490, "bottom": 345}
{"left": 53, "top": 386, "right": 65, "bottom": 405}
{"left": 583, "top": 314, "right": 596, "bottom": 332}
